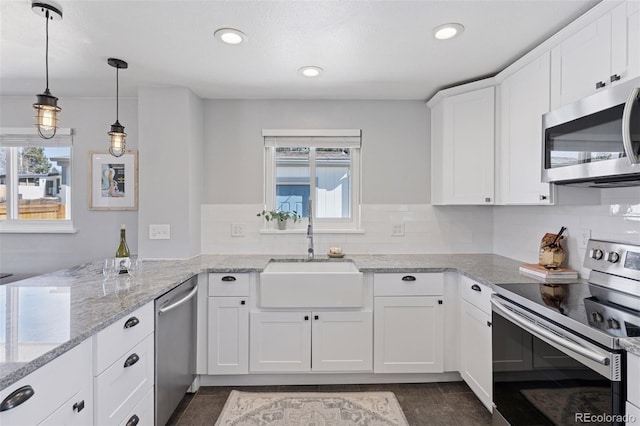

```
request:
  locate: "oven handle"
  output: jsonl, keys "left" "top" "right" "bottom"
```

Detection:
{"left": 491, "top": 299, "right": 610, "bottom": 366}
{"left": 622, "top": 87, "right": 640, "bottom": 165}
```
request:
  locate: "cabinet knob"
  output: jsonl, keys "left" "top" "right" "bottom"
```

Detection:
{"left": 487, "top": 321, "right": 492, "bottom": 327}
{"left": 124, "top": 316, "right": 139, "bottom": 329}
{"left": 0, "top": 385, "right": 35, "bottom": 412}
{"left": 314, "top": 315, "right": 319, "bottom": 320}
{"left": 126, "top": 414, "right": 140, "bottom": 426}
{"left": 304, "top": 316, "right": 309, "bottom": 321}
{"left": 73, "top": 400, "right": 85, "bottom": 413}
{"left": 240, "top": 300, "right": 246, "bottom": 305}
{"left": 221, "top": 276, "right": 236, "bottom": 282}
{"left": 596, "top": 81, "right": 606, "bottom": 89}
{"left": 540, "top": 195, "right": 548, "bottom": 201}
{"left": 485, "top": 197, "right": 491, "bottom": 203}
{"left": 610, "top": 74, "right": 621, "bottom": 83}
{"left": 123, "top": 353, "right": 140, "bottom": 368}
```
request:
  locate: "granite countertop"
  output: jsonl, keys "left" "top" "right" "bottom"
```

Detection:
{"left": 1, "top": 252, "right": 638, "bottom": 391}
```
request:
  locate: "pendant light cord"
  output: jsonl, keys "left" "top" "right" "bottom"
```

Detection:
{"left": 45, "top": 9, "right": 50, "bottom": 90}
{"left": 116, "top": 67, "right": 119, "bottom": 121}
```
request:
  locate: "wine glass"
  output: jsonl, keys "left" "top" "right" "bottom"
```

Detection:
{"left": 127, "top": 257, "right": 142, "bottom": 279}
{"left": 102, "top": 258, "right": 117, "bottom": 278}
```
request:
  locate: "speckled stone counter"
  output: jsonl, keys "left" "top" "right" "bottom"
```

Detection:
{"left": 620, "top": 338, "right": 640, "bottom": 356}
{"left": 0, "top": 252, "right": 611, "bottom": 391}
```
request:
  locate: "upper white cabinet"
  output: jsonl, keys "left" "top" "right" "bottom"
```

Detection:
{"left": 497, "top": 52, "right": 553, "bottom": 205}
{"left": 551, "top": 1, "right": 640, "bottom": 108}
{"left": 431, "top": 86, "right": 495, "bottom": 205}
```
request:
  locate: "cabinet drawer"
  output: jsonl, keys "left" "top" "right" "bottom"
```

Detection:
{"left": 628, "top": 353, "right": 640, "bottom": 406}
{"left": 39, "top": 383, "right": 92, "bottom": 426}
{"left": 460, "top": 275, "right": 492, "bottom": 313}
{"left": 209, "top": 273, "right": 250, "bottom": 297}
{"left": 94, "top": 333, "right": 154, "bottom": 426}
{"left": 118, "top": 386, "right": 154, "bottom": 426}
{"left": 94, "top": 303, "right": 154, "bottom": 375}
{"left": 0, "top": 339, "right": 92, "bottom": 426}
{"left": 374, "top": 273, "right": 443, "bottom": 296}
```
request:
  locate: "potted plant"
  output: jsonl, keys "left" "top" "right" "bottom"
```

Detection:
{"left": 257, "top": 210, "right": 301, "bottom": 230}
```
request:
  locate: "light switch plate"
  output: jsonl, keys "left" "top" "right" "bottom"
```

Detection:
{"left": 149, "top": 224, "right": 171, "bottom": 240}
{"left": 231, "top": 223, "right": 245, "bottom": 237}
{"left": 579, "top": 228, "right": 591, "bottom": 249}
{"left": 391, "top": 223, "right": 405, "bottom": 237}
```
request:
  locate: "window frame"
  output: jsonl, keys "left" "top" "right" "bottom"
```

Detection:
{"left": 0, "top": 128, "right": 76, "bottom": 234}
{"left": 262, "top": 129, "right": 362, "bottom": 232}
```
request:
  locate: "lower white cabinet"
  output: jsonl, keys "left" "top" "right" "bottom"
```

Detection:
{"left": 627, "top": 352, "right": 640, "bottom": 425}
{"left": 249, "top": 311, "right": 372, "bottom": 373}
{"left": 373, "top": 296, "right": 444, "bottom": 373}
{"left": 460, "top": 299, "right": 492, "bottom": 411}
{"left": 208, "top": 296, "right": 249, "bottom": 374}
{"left": 0, "top": 339, "right": 93, "bottom": 426}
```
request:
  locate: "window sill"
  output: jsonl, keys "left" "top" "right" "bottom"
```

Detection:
{"left": 0, "top": 220, "right": 78, "bottom": 234}
{"left": 260, "top": 228, "right": 365, "bottom": 235}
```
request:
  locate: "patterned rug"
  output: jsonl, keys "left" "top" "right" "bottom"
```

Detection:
{"left": 520, "top": 387, "right": 611, "bottom": 426}
{"left": 215, "top": 391, "right": 409, "bottom": 425}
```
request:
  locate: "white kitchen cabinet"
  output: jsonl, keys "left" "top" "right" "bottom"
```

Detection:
{"left": 208, "top": 296, "right": 249, "bottom": 375}
{"left": 0, "top": 339, "right": 93, "bottom": 426}
{"left": 459, "top": 276, "right": 492, "bottom": 411}
{"left": 249, "top": 310, "right": 372, "bottom": 373}
{"left": 498, "top": 52, "right": 553, "bottom": 205}
{"left": 627, "top": 352, "right": 640, "bottom": 422}
{"left": 374, "top": 296, "right": 444, "bottom": 373}
{"left": 431, "top": 86, "right": 495, "bottom": 205}
{"left": 551, "top": 2, "right": 639, "bottom": 108}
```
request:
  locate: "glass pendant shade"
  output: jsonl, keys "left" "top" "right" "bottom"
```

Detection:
{"left": 108, "top": 120, "right": 127, "bottom": 157}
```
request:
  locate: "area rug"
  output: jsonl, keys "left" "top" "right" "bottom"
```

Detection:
{"left": 520, "top": 387, "right": 610, "bottom": 426}
{"left": 214, "top": 391, "right": 409, "bottom": 425}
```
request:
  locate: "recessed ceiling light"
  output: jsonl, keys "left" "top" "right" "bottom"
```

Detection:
{"left": 298, "top": 66, "right": 323, "bottom": 78}
{"left": 433, "top": 23, "right": 465, "bottom": 40}
{"left": 214, "top": 28, "right": 246, "bottom": 45}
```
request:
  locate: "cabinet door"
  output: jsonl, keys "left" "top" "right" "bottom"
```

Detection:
{"left": 208, "top": 297, "right": 249, "bottom": 375}
{"left": 39, "top": 384, "right": 93, "bottom": 426}
{"left": 498, "top": 53, "right": 553, "bottom": 205}
{"left": 249, "top": 311, "right": 311, "bottom": 372}
{"left": 628, "top": 353, "right": 640, "bottom": 407}
{"left": 311, "top": 311, "right": 372, "bottom": 372}
{"left": 550, "top": 13, "right": 611, "bottom": 107}
{"left": 460, "top": 300, "right": 492, "bottom": 411}
{"left": 374, "top": 297, "right": 444, "bottom": 373}
{"left": 626, "top": 0, "right": 640, "bottom": 82}
{"left": 433, "top": 86, "right": 495, "bottom": 205}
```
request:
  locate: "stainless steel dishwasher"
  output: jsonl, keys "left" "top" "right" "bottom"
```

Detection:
{"left": 155, "top": 276, "right": 198, "bottom": 426}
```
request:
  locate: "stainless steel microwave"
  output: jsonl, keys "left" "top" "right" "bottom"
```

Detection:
{"left": 542, "top": 77, "right": 640, "bottom": 187}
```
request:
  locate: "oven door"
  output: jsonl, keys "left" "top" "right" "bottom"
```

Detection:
{"left": 491, "top": 297, "right": 624, "bottom": 426}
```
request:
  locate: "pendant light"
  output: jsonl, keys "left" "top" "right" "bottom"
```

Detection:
{"left": 31, "top": 2, "right": 63, "bottom": 140}
{"left": 107, "top": 58, "right": 128, "bottom": 157}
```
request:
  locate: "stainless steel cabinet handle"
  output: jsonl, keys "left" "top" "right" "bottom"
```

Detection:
{"left": 124, "top": 316, "right": 139, "bottom": 329}
{"left": 622, "top": 87, "right": 640, "bottom": 165}
{"left": 221, "top": 276, "right": 236, "bottom": 282}
{"left": 401, "top": 275, "right": 416, "bottom": 282}
{"left": 159, "top": 284, "right": 198, "bottom": 315}
{"left": 610, "top": 74, "right": 621, "bottom": 83}
{"left": 596, "top": 81, "right": 606, "bottom": 89}
{"left": 0, "top": 385, "right": 35, "bottom": 412}
{"left": 471, "top": 284, "right": 482, "bottom": 292}
{"left": 126, "top": 414, "right": 140, "bottom": 426}
{"left": 123, "top": 353, "right": 140, "bottom": 368}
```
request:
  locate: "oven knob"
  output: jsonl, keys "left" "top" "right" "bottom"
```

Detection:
{"left": 606, "top": 252, "right": 620, "bottom": 263}
{"left": 606, "top": 318, "right": 621, "bottom": 330}
{"left": 591, "top": 312, "right": 604, "bottom": 323}
{"left": 590, "top": 249, "right": 604, "bottom": 260}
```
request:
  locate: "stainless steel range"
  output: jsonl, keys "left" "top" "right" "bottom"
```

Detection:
{"left": 491, "top": 239, "right": 640, "bottom": 426}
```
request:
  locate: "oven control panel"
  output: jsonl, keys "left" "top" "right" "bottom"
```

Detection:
{"left": 584, "top": 239, "right": 640, "bottom": 281}
{"left": 585, "top": 297, "right": 640, "bottom": 338}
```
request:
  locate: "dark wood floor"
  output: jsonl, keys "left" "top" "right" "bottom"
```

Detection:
{"left": 168, "top": 382, "right": 492, "bottom": 426}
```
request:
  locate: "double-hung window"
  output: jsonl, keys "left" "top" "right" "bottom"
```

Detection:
{"left": 263, "top": 129, "right": 361, "bottom": 231}
{"left": 0, "top": 128, "right": 74, "bottom": 233}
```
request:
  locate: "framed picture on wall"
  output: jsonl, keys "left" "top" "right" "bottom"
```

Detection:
{"left": 89, "top": 150, "right": 138, "bottom": 210}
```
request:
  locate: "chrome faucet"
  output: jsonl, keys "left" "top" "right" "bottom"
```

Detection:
{"left": 307, "top": 199, "right": 314, "bottom": 260}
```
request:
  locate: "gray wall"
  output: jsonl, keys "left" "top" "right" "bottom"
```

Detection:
{"left": 0, "top": 96, "right": 138, "bottom": 275}
{"left": 203, "top": 100, "right": 430, "bottom": 205}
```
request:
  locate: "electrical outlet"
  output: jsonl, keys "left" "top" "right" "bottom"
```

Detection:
{"left": 149, "top": 224, "right": 171, "bottom": 240}
{"left": 391, "top": 223, "right": 405, "bottom": 237}
{"left": 231, "top": 223, "right": 245, "bottom": 237}
{"left": 579, "top": 228, "right": 591, "bottom": 249}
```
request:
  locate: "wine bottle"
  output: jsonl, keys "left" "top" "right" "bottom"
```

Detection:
{"left": 115, "top": 224, "right": 130, "bottom": 274}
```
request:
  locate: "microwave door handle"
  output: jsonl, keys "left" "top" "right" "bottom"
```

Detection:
{"left": 622, "top": 87, "right": 640, "bottom": 165}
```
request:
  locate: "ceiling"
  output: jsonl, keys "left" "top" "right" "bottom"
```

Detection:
{"left": 0, "top": 0, "right": 600, "bottom": 101}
